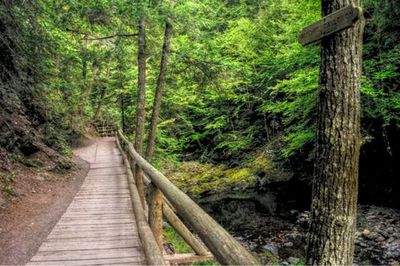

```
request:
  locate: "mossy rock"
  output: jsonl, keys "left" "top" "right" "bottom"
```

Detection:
{"left": 169, "top": 161, "right": 257, "bottom": 197}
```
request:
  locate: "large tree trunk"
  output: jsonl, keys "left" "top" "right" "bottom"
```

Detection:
{"left": 146, "top": 17, "right": 173, "bottom": 250}
{"left": 134, "top": 16, "right": 147, "bottom": 206}
{"left": 306, "top": 1, "right": 365, "bottom": 265}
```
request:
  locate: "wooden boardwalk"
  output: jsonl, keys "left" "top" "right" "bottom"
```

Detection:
{"left": 28, "top": 138, "right": 145, "bottom": 266}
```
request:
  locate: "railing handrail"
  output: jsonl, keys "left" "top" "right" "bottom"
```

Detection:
{"left": 117, "top": 129, "right": 259, "bottom": 265}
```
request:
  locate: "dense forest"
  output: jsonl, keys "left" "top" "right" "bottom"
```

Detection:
{"left": 0, "top": 0, "right": 399, "bottom": 265}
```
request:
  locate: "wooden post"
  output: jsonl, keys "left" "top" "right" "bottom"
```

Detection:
{"left": 147, "top": 182, "right": 163, "bottom": 250}
{"left": 142, "top": 170, "right": 210, "bottom": 256}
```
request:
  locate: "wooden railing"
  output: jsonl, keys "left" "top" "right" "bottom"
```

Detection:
{"left": 93, "top": 120, "right": 117, "bottom": 137}
{"left": 116, "top": 129, "right": 259, "bottom": 265}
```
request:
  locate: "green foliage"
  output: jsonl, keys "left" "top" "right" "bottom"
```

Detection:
{"left": 1, "top": 0, "right": 398, "bottom": 192}
{"left": 163, "top": 223, "right": 192, "bottom": 253}
{"left": 1, "top": 173, "right": 17, "bottom": 196}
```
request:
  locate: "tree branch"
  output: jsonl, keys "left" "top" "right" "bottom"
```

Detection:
{"left": 86, "top": 33, "right": 138, "bottom": 41}
{"left": 65, "top": 28, "right": 137, "bottom": 40}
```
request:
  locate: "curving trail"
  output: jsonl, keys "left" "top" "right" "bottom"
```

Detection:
{"left": 27, "top": 138, "right": 145, "bottom": 265}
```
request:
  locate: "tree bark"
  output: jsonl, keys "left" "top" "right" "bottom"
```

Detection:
{"left": 120, "top": 94, "right": 126, "bottom": 132}
{"left": 146, "top": 17, "right": 173, "bottom": 251}
{"left": 93, "top": 86, "right": 105, "bottom": 121}
{"left": 79, "top": 35, "right": 88, "bottom": 116}
{"left": 306, "top": 1, "right": 365, "bottom": 265}
{"left": 146, "top": 18, "right": 173, "bottom": 161}
{"left": 134, "top": 16, "right": 147, "bottom": 206}
{"left": 147, "top": 183, "right": 164, "bottom": 250}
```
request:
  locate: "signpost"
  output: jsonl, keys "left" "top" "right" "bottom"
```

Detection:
{"left": 299, "top": 5, "right": 362, "bottom": 46}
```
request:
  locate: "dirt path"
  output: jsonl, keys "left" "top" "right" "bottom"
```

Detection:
{"left": 0, "top": 150, "right": 90, "bottom": 265}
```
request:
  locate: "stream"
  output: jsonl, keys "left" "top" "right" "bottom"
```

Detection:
{"left": 202, "top": 199, "right": 400, "bottom": 265}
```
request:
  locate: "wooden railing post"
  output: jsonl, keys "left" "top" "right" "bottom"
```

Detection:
{"left": 147, "top": 182, "right": 164, "bottom": 250}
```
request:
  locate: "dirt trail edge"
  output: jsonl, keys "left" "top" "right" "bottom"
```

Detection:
{"left": 0, "top": 143, "right": 94, "bottom": 265}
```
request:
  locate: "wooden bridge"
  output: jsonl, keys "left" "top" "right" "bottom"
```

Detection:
{"left": 27, "top": 128, "right": 259, "bottom": 265}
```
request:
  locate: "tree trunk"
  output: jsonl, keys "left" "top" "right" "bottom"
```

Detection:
{"left": 120, "top": 94, "right": 126, "bottom": 132}
{"left": 146, "top": 17, "right": 173, "bottom": 250}
{"left": 83, "top": 62, "right": 98, "bottom": 114}
{"left": 79, "top": 35, "right": 88, "bottom": 116}
{"left": 134, "top": 16, "right": 147, "bottom": 206}
{"left": 93, "top": 86, "right": 105, "bottom": 121}
{"left": 306, "top": 1, "right": 365, "bottom": 265}
{"left": 146, "top": 18, "right": 173, "bottom": 161}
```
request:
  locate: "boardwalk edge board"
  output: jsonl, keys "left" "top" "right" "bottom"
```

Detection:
{"left": 299, "top": 4, "right": 362, "bottom": 46}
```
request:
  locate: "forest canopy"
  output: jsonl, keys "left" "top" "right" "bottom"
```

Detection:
{"left": 0, "top": 0, "right": 399, "bottom": 203}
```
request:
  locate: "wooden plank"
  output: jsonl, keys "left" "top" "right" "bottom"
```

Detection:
{"left": 56, "top": 220, "right": 133, "bottom": 226}
{"left": 46, "top": 232, "right": 137, "bottom": 240}
{"left": 87, "top": 167, "right": 125, "bottom": 173}
{"left": 27, "top": 257, "right": 144, "bottom": 266}
{"left": 299, "top": 5, "right": 362, "bottom": 45}
{"left": 31, "top": 247, "right": 142, "bottom": 261}
{"left": 46, "top": 235, "right": 137, "bottom": 243}
{"left": 39, "top": 239, "right": 140, "bottom": 252}
{"left": 53, "top": 223, "right": 135, "bottom": 230}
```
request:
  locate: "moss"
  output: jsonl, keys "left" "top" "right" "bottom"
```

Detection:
{"left": 0, "top": 172, "right": 17, "bottom": 196}
{"left": 169, "top": 162, "right": 257, "bottom": 197}
{"left": 246, "top": 151, "right": 274, "bottom": 175}
{"left": 258, "top": 250, "right": 279, "bottom": 265}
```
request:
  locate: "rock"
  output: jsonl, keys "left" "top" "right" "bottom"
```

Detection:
{"left": 0, "top": 198, "right": 10, "bottom": 209}
{"left": 284, "top": 241, "right": 294, "bottom": 247}
{"left": 356, "top": 241, "right": 368, "bottom": 248}
{"left": 288, "top": 257, "right": 300, "bottom": 265}
{"left": 385, "top": 240, "right": 400, "bottom": 259}
{"left": 262, "top": 243, "right": 278, "bottom": 256}
{"left": 387, "top": 227, "right": 395, "bottom": 234}
{"left": 281, "top": 261, "right": 289, "bottom": 266}
{"left": 366, "top": 232, "right": 380, "bottom": 240}
{"left": 355, "top": 231, "right": 362, "bottom": 237}
{"left": 376, "top": 236, "right": 385, "bottom": 242}
{"left": 362, "top": 229, "right": 371, "bottom": 236}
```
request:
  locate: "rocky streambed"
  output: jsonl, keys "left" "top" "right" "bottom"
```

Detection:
{"left": 203, "top": 201, "right": 400, "bottom": 265}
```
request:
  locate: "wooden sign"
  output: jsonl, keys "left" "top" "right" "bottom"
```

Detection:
{"left": 299, "top": 5, "right": 362, "bottom": 46}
